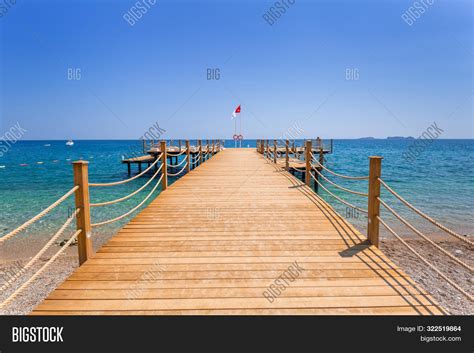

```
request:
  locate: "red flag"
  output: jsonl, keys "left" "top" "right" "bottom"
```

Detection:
{"left": 232, "top": 105, "right": 241, "bottom": 119}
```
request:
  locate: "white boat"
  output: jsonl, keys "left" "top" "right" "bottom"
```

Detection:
{"left": 66, "top": 140, "right": 74, "bottom": 146}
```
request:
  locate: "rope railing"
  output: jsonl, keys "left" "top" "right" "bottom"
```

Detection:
{"left": 378, "top": 216, "right": 473, "bottom": 301}
{"left": 90, "top": 164, "right": 163, "bottom": 207}
{"left": 168, "top": 157, "right": 187, "bottom": 168}
{"left": 0, "top": 186, "right": 79, "bottom": 243}
{"left": 168, "top": 162, "right": 188, "bottom": 177}
{"left": 257, "top": 138, "right": 472, "bottom": 304}
{"left": 310, "top": 152, "right": 369, "bottom": 180}
{"left": 0, "top": 139, "right": 222, "bottom": 310}
{"left": 312, "top": 166, "right": 368, "bottom": 197}
{"left": 91, "top": 174, "right": 164, "bottom": 227}
{"left": 378, "top": 178, "right": 473, "bottom": 246}
{"left": 190, "top": 154, "right": 200, "bottom": 163}
{"left": 378, "top": 197, "right": 472, "bottom": 271}
{"left": 89, "top": 153, "right": 163, "bottom": 187}
{"left": 310, "top": 172, "right": 368, "bottom": 214}
{"left": 0, "top": 229, "right": 82, "bottom": 310}
{"left": 292, "top": 166, "right": 307, "bottom": 172}
{"left": 0, "top": 209, "right": 80, "bottom": 293}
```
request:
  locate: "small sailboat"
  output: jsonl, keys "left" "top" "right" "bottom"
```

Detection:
{"left": 66, "top": 140, "right": 74, "bottom": 146}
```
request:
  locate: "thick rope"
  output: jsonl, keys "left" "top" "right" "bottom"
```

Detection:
{"left": 378, "top": 178, "right": 473, "bottom": 246}
{"left": 0, "top": 186, "right": 78, "bottom": 243}
{"left": 379, "top": 198, "right": 472, "bottom": 272}
{"left": 310, "top": 173, "right": 368, "bottom": 214}
{"left": 0, "top": 229, "right": 82, "bottom": 310}
{"left": 91, "top": 174, "right": 163, "bottom": 227}
{"left": 89, "top": 153, "right": 163, "bottom": 187}
{"left": 0, "top": 209, "right": 80, "bottom": 292}
{"left": 310, "top": 152, "right": 369, "bottom": 180}
{"left": 313, "top": 167, "right": 368, "bottom": 197}
{"left": 291, "top": 166, "right": 307, "bottom": 172}
{"left": 378, "top": 216, "right": 473, "bottom": 301}
{"left": 168, "top": 163, "right": 188, "bottom": 177}
{"left": 90, "top": 164, "right": 163, "bottom": 207}
{"left": 167, "top": 157, "right": 187, "bottom": 168}
{"left": 190, "top": 153, "right": 201, "bottom": 165}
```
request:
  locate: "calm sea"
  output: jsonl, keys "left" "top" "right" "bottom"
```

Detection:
{"left": 0, "top": 139, "right": 472, "bottom": 242}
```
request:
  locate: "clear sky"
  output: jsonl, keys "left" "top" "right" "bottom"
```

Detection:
{"left": 0, "top": 0, "right": 472, "bottom": 139}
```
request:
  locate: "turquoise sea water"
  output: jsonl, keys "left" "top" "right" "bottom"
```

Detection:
{"left": 0, "top": 139, "right": 472, "bottom": 243}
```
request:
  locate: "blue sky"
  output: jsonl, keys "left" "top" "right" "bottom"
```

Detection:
{"left": 0, "top": 0, "right": 472, "bottom": 139}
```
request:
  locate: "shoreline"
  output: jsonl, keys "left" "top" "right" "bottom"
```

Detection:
{"left": 1, "top": 234, "right": 472, "bottom": 315}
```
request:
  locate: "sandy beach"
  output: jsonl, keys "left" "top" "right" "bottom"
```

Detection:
{"left": 1, "top": 234, "right": 471, "bottom": 315}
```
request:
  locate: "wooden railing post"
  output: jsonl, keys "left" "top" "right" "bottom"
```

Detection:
{"left": 160, "top": 141, "right": 168, "bottom": 190}
{"left": 142, "top": 139, "right": 147, "bottom": 154}
{"left": 265, "top": 140, "right": 269, "bottom": 158}
{"left": 273, "top": 139, "right": 277, "bottom": 164}
{"left": 305, "top": 140, "right": 312, "bottom": 186}
{"left": 212, "top": 140, "right": 215, "bottom": 155}
{"left": 198, "top": 139, "right": 203, "bottom": 165}
{"left": 186, "top": 140, "right": 191, "bottom": 172}
{"left": 367, "top": 156, "right": 383, "bottom": 247}
{"left": 72, "top": 161, "right": 93, "bottom": 265}
{"left": 285, "top": 139, "right": 289, "bottom": 170}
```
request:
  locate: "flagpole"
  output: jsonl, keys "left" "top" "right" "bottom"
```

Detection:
{"left": 234, "top": 115, "right": 237, "bottom": 148}
{"left": 239, "top": 111, "right": 242, "bottom": 148}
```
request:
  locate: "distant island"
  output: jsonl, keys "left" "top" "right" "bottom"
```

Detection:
{"left": 386, "top": 136, "right": 415, "bottom": 140}
{"left": 356, "top": 136, "right": 415, "bottom": 140}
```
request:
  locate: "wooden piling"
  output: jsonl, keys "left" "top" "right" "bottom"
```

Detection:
{"left": 273, "top": 140, "right": 277, "bottom": 164}
{"left": 305, "top": 140, "right": 312, "bottom": 186}
{"left": 199, "top": 140, "right": 203, "bottom": 165}
{"left": 367, "top": 156, "right": 383, "bottom": 247}
{"left": 72, "top": 161, "right": 93, "bottom": 265}
{"left": 160, "top": 141, "right": 168, "bottom": 190}
{"left": 186, "top": 140, "right": 191, "bottom": 172}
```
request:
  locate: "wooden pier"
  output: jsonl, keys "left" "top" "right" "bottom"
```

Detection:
{"left": 31, "top": 148, "right": 445, "bottom": 315}
{"left": 122, "top": 140, "right": 222, "bottom": 175}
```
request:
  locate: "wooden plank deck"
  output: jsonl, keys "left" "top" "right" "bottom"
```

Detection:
{"left": 32, "top": 149, "right": 445, "bottom": 315}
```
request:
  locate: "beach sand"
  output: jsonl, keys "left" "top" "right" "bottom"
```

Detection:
{"left": 380, "top": 238, "right": 473, "bottom": 315}
{"left": 0, "top": 234, "right": 472, "bottom": 315}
